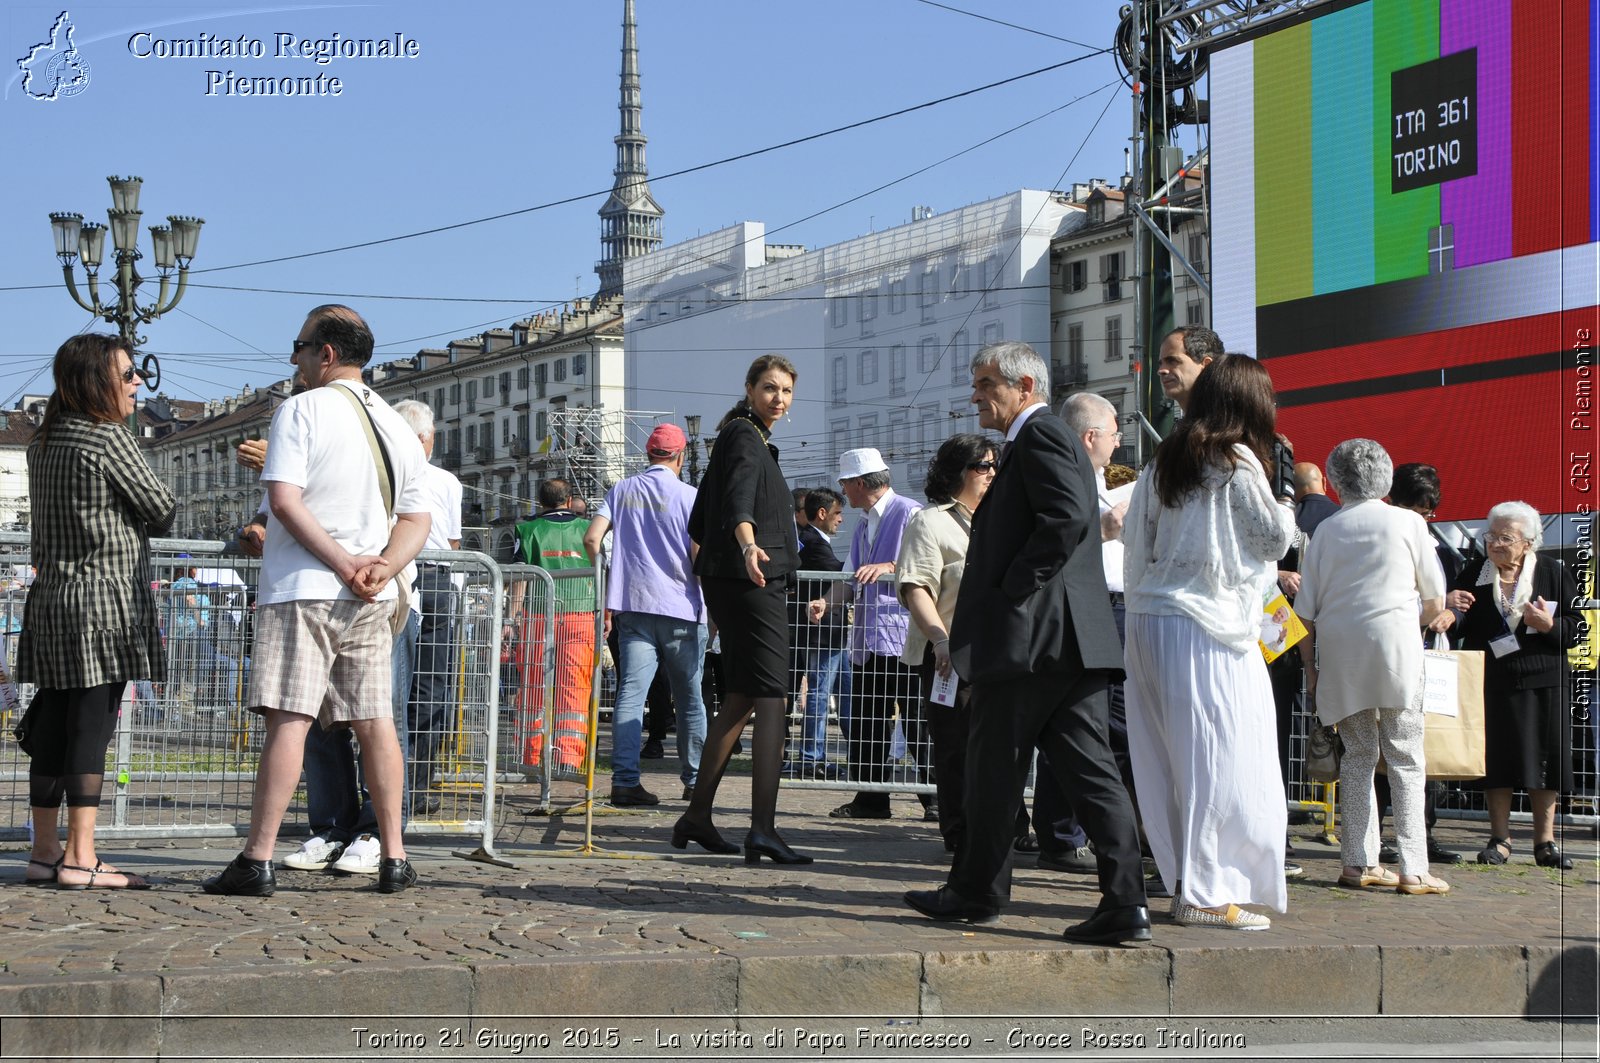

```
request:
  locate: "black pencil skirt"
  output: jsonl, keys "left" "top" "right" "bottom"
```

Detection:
{"left": 700, "top": 573, "right": 792, "bottom": 698}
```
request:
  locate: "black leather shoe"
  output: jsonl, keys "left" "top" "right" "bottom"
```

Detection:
{"left": 414, "top": 793, "right": 442, "bottom": 816}
{"left": 681, "top": 785, "right": 695, "bottom": 801}
{"left": 1038, "top": 846, "right": 1098, "bottom": 874}
{"left": 1062, "top": 903, "right": 1152, "bottom": 945}
{"left": 670, "top": 816, "right": 739, "bottom": 854}
{"left": 377, "top": 858, "right": 418, "bottom": 894}
{"left": 902, "top": 885, "right": 1000, "bottom": 925}
{"left": 202, "top": 855, "right": 276, "bottom": 897}
{"left": 1379, "top": 844, "right": 1400, "bottom": 864}
{"left": 829, "top": 802, "right": 890, "bottom": 820}
{"left": 609, "top": 784, "right": 660, "bottom": 807}
{"left": 744, "top": 829, "right": 813, "bottom": 865}
{"left": 641, "top": 738, "right": 665, "bottom": 759}
{"left": 1427, "top": 838, "right": 1462, "bottom": 865}
{"left": 922, "top": 801, "right": 941, "bottom": 823}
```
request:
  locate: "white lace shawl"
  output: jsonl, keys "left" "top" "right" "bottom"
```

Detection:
{"left": 1124, "top": 444, "right": 1297, "bottom": 653}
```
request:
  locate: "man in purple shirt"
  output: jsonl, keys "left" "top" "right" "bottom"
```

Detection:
{"left": 817, "top": 448, "right": 931, "bottom": 821}
{"left": 583, "top": 424, "right": 707, "bottom": 806}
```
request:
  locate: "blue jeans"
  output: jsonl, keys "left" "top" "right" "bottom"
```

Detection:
{"left": 800, "top": 643, "right": 851, "bottom": 762}
{"left": 302, "top": 609, "right": 419, "bottom": 841}
{"left": 610, "top": 611, "right": 706, "bottom": 789}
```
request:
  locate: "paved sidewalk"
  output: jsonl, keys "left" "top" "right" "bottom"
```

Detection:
{"left": 1, "top": 770, "right": 1596, "bottom": 1061}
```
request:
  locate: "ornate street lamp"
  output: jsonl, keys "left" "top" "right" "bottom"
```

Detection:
{"left": 49, "top": 175, "right": 204, "bottom": 394}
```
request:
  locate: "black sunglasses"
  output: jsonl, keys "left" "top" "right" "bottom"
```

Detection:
{"left": 291, "top": 338, "right": 319, "bottom": 355}
{"left": 120, "top": 366, "right": 142, "bottom": 384}
{"left": 967, "top": 460, "right": 998, "bottom": 472}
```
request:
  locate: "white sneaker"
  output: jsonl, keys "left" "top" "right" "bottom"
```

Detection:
{"left": 332, "top": 833, "right": 382, "bottom": 875}
{"left": 283, "top": 834, "right": 346, "bottom": 871}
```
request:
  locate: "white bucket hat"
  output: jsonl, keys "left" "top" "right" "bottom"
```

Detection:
{"left": 838, "top": 447, "right": 890, "bottom": 481}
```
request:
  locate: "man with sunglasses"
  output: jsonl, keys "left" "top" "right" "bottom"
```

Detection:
{"left": 204, "top": 305, "right": 430, "bottom": 897}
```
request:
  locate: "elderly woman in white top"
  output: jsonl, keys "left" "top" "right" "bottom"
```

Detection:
{"left": 895, "top": 432, "right": 997, "bottom": 852}
{"left": 1295, "top": 439, "right": 1449, "bottom": 895}
{"left": 1124, "top": 355, "right": 1296, "bottom": 931}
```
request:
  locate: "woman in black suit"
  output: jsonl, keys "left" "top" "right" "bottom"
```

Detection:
{"left": 675, "top": 354, "right": 809, "bottom": 864}
{"left": 1449, "top": 501, "right": 1579, "bottom": 869}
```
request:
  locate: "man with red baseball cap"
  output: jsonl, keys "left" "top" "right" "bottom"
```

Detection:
{"left": 583, "top": 422, "right": 708, "bottom": 806}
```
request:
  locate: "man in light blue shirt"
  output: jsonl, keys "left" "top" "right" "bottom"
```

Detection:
{"left": 584, "top": 424, "right": 707, "bottom": 806}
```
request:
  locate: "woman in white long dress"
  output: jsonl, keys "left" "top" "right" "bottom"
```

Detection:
{"left": 1123, "top": 354, "right": 1296, "bottom": 930}
{"left": 1295, "top": 438, "right": 1448, "bottom": 896}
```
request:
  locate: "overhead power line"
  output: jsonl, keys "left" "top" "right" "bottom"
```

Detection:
{"left": 187, "top": 50, "right": 1112, "bottom": 277}
{"left": 909, "top": 0, "right": 1101, "bottom": 49}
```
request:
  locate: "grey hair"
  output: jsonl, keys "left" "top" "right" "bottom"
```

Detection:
{"left": 1487, "top": 500, "right": 1543, "bottom": 548}
{"left": 1061, "top": 391, "right": 1117, "bottom": 436}
{"left": 1325, "top": 438, "right": 1393, "bottom": 502}
{"left": 857, "top": 470, "right": 891, "bottom": 492}
{"left": 971, "top": 340, "right": 1050, "bottom": 404}
{"left": 392, "top": 399, "right": 435, "bottom": 440}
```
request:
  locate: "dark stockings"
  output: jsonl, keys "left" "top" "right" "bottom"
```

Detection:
{"left": 29, "top": 773, "right": 105, "bottom": 810}
{"left": 684, "top": 694, "right": 787, "bottom": 837}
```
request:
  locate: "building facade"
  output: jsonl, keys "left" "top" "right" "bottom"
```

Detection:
{"left": 623, "top": 190, "right": 1081, "bottom": 499}
{"left": 1047, "top": 174, "right": 1210, "bottom": 466}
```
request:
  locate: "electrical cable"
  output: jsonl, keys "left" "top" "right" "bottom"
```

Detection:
{"left": 185, "top": 51, "right": 1111, "bottom": 277}
{"left": 908, "top": 0, "right": 1100, "bottom": 49}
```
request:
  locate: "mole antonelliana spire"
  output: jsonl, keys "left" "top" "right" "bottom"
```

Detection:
{"left": 595, "top": 0, "right": 663, "bottom": 299}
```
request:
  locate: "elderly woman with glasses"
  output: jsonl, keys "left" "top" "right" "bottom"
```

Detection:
{"left": 1296, "top": 439, "right": 1449, "bottom": 896}
{"left": 1448, "top": 502, "right": 1579, "bottom": 869}
{"left": 15, "top": 334, "right": 174, "bottom": 889}
{"left": 894, "top": 433, "right": 998, "bottom": 853}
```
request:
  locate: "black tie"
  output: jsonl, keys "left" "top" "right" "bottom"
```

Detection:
{"left": 1000, "top": 440, "right": 1014, "bottom": 467}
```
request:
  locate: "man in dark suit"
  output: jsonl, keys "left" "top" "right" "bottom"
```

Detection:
{"left": 790, "top": 488, "right": 849, "bottom": 776}
{"left": 903, "top": 341, "right": 1149, "bottom": 944}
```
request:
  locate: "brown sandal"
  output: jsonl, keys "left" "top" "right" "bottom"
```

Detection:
{"left": 25, "top": 856, "right": 62, "bottom": 886}
{"left": 56, "top": 862, "right": 151, "bottom": 891}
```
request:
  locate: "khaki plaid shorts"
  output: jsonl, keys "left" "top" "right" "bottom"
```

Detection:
{"left": 248, "top": 599, "right": 395, "bottom": 725}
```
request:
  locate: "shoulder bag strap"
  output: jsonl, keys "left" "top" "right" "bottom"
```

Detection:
{"left": 332, "top": 381, "right": 394, "bottom": 519}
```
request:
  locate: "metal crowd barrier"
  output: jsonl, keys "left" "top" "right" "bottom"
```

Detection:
{"left": 4, "top": 527, "right": 1594, "bottom": 846}
{"left": 0, "top": 534, "right": 503, "bottom": 852}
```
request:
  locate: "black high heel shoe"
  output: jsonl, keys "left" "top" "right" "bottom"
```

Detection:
{"left": 670, "top": 816, "right": 739, "bottom": 855}
{"left": 744, "top": 829, "right": 813, "bottom": 865}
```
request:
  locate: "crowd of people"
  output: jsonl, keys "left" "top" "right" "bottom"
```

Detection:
{"left": 13, "top": 317, "right": 1584, "bottom": 946}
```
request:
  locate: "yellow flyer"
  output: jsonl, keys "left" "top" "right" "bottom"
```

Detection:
{"left": 1259, "top": 592, "right": 1307, "bottom": 663}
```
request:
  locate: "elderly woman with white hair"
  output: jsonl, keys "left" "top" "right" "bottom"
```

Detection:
{"left": 1296, "top": 439, "right": 1449, "bottom": 895}
{"left": 1448, "top": 501, "right": 1579, "bottom": 869}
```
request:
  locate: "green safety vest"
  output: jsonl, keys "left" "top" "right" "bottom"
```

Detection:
{"left": 513, "top": 514, "right": 593, "bottom": 613}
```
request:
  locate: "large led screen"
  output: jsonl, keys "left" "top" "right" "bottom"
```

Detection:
{"left": 1211, "top": 0, "right": 1597, "bottom": 522}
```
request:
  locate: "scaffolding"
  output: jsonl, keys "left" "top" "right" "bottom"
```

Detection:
{"left": 549, "top": 406, "right": 677, "bottom": 506}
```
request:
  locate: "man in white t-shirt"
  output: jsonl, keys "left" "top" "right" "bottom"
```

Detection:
{"left": 204, "top": 305, "right": 430, "bottom": 898}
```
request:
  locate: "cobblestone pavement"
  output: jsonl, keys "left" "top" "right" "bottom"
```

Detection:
{"left": 1, "top": 771, "right": 1596, "bottom": 1060}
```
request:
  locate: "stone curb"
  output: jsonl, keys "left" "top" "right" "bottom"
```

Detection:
{"left": 2, "top": 941, "right": 1594, "bottom": 1058}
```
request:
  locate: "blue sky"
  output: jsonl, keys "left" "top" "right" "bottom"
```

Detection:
{"left": 0, "top": 0, "right": 1185, "bottom": 409}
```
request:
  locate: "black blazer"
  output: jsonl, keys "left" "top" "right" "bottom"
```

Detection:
{"left": 797, "top": 523, "right": 844, "bottom": 573}
{"left": 689, "top": 415, "right": 799, "bottom": 581}
{"left": 949, "top": 407, "right": 1122, "bottom": 684}
{"left": 794, "top": 523, "right": 847, "bottom": 643}
{"left": 1451, "top": 555, "right": 1579, "bottom": 690}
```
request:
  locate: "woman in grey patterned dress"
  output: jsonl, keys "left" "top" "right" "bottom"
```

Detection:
{"left": 16, "top": 335, "right": 174, "bottom": 889}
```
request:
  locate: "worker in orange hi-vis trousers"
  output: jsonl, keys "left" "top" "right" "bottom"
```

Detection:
{"left": 503, "top": 478, "right": 595, "bottom": 774}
